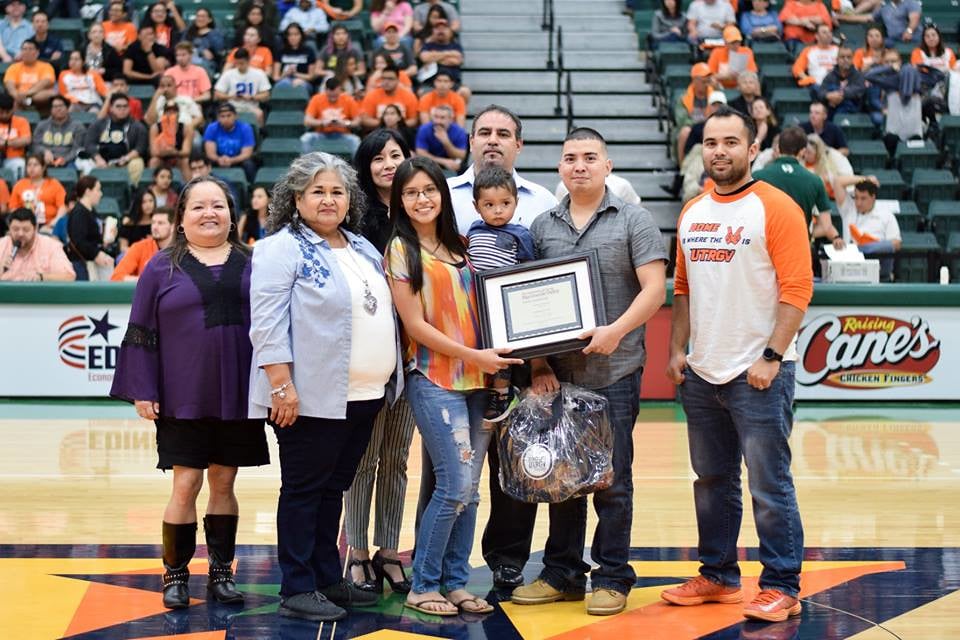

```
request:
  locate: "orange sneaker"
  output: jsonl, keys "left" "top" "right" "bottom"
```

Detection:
{"left": 743, "top": 589, "right": 802, "bottom": 622}
{"left": 661, "top": 575, "right": 743, "bottom": 606}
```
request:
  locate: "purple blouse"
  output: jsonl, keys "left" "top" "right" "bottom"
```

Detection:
{"left": 110, "top": 248, "right": 254, "bottom": 420}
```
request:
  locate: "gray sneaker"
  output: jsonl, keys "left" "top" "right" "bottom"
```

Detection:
{"left": 319, "top": 578, "right": 380, "bottom": 607}
{"left": 279, "top": 591, "right": 347, "bottom": 621}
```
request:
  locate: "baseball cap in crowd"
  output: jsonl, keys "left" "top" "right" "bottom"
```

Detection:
{"left": 690, "top": 62, "right": 711, "bottom": 78}
{"left": 708, "top": 91, "right": 728, "bottom": 105}
{"left": 217, "top": 102, "right": 237, "bottom": 114}
{"left": 384, "top": 21, "right": 402, "bottom": 31}
{"left": 723, "top": 26, "right": 743, "bottom": 44}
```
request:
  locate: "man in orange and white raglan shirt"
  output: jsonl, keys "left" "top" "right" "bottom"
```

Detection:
{"left": 792, "top": 24, "right": 838, "bottom": 88}
{"left": 660, "top": 105, "right": 813, "bottom": 623}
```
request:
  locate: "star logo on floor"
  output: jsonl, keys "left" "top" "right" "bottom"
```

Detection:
{"left": 0, "top": 547, "right": 956, "bottom": 639}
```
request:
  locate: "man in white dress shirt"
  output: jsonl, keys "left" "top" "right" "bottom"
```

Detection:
{"left": 430, "top": 104, "right": 557, "bottom": 590}
{"left": 447, "top": 104, "right": 557, "bottom": 233}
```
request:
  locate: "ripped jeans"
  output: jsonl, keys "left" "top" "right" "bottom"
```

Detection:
{"left": 405, "top": 372, "right": 490, "bottom": 594}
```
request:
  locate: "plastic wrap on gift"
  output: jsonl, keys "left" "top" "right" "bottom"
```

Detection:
{"left": 498, "top": 383, "right": 613, "bottom": 503}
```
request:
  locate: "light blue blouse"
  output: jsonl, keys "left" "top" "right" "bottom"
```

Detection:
{"left": 248, "top": 224, "right": 404, "bottom": 420}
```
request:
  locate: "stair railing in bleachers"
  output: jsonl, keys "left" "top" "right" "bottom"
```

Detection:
{"left": 542, "top": 0, "right": 552, "bottom": 31}
{"left": 565, "top": 70, "right": 574, "bottom": 133}
{"left": 554, "top": 26, "right": 564, "bottom": 116}
{"left": 546, "top": 0, "right": 556, "bottom": 70}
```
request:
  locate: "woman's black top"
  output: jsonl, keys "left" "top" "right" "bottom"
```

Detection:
{"left": 66, "top": 203, "right": 102, "bottom": 261}
{"left": 359, "top": 198, "right": 393, "bottom": 255}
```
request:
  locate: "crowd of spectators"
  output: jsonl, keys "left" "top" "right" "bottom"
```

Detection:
{"left": 652, "top": 0, "right": 960, "bottom": 279}
{"left": 0, "top": 0, "right": 473, "bottom": 282}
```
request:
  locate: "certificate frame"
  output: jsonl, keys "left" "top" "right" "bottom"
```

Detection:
{"left": 476, "top": 250, "right": 607, "bottom": 360}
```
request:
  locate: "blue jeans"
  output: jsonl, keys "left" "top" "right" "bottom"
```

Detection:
{"left": 539, "top": 370, "right": 642, "bottom": 595}
{"left": 679, "top": 362, "right": 803, "bottom": 597}
{"left": 405, "top": 372, "right": 491, "bottom": 593}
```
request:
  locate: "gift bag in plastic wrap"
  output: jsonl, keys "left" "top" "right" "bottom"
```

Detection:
{"left": 498, "top": 383, "right": 613, "bottom": 503}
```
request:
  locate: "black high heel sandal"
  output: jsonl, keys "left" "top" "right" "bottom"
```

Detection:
{"left": 371, "top": 550, "right": 411, "bottom": 594}
{"left": 346, "top": 558, "right": 378, "bottom": 592}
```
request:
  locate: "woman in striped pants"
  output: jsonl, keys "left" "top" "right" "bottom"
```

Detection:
{"left": 344, "top": 129, "right": 416, "bottom": 593}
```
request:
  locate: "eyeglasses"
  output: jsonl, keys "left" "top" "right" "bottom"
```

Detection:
{"left": 401, "top": 185, "right": 440, "bottom": 201}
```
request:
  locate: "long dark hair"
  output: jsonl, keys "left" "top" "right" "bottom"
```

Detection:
{"left": 355, "top": 129, "right": 412, "bottom": 204}
{"left": 660, "top": 0, "right": 680, "bottom": 19}
{"left": 388, "top": 157, "right": 464, "bottom": 293}
{"left": 354, "top": 128, "right": 411, "bottom": 251}
{"left": 921, "top": 24, "right": 945, "bottom": 58}
{"left": 165, "top": 176, "right": 248, "bottom": 270}
{"left": 417, "top": 4, "right": 449, "bottom": 40}
{"left": 185, "top": 7, "right": 216, "bottom": 40}
{"left": 127, "top": 188, "right": 157, "bottom": 225}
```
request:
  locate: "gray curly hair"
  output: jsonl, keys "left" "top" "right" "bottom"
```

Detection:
{"left": 266, "top": 152, "right": 367, "bottom": 235}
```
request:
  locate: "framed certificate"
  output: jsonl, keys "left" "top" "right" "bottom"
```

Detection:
{"left": 476, "top": 251, "right": 607, "bottom": 360}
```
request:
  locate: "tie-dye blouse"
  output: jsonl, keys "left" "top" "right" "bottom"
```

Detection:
{"left": 385, "top": 237, "right": 486, "bottom": 391}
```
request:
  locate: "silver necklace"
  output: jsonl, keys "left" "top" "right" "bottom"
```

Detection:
{"left": 337, "top": 241, "right": 378, "bottom": 316}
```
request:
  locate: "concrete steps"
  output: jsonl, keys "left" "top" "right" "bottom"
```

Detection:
{"left": 519, "top": 118, "right": 667, "bottom": 144}
{"left": 461, "top": 15, "right": 633, "bottom": 33}
{"left": 517, "top": 143, "right": 674, "bottom": 171}
{"left": 461, "top": 31, "right": 638, "bottom": 51}
{"left": 457, "top": 0, "right": 680, "bottom": 226}
{"left": 464, "top": 51, "right": 644, "bottom": 71}
{"left": 467, "top": 94, "right": 658, "bottom": 118}
{"left": 461, "top": 71, "right": 651, "bottom": 94}
{"left": 462, "top": 0, "right": 626, "bottom": 17}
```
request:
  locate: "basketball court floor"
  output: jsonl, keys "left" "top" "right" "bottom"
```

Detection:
{"left": 1, "top": 401, "right": 958, "bottom": 639}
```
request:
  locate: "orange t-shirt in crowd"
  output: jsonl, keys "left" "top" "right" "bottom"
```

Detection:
{"left": 0, "top": 178, "right": 10, "bottom": 211}
{"left": 0, "top": 115, "right": 32, "bottom": 160}
{"left": 58, "top": 69, "right": 108, "bottom": 105}
{"left": 10, "top": 178, "right": 67, "bottom": 226}
{"left": 792, "top": 44, "right": 839, "bottom": 85}
{"left": 305, "top": 92, "right": 360, "bottom": 134}
{"left": 104, "top": 21, "right": 137, "bottom": 52}
{"left": 226, "top": 46, "right": 274, "bottom": 72}
{"left": 852, "top": 47, "right": 884, "bottom": 70}
{"left": 360, "top": 86, "right": 420, "bottom": 122}
{"left": 779, "top": 0, "right": 832, "bottom": 45}
{"left": 911, "top": 47, "right": 957, "bottom": 72}
{"left": 164, "top": 65, "right": 212, "bottom": 100}
{"left": 706, "top": 45, "right": 759, "bottom": 88}
{"left": 4, "top": 61, "right": 56, "bottom": 95}
{"left": 154, "top": 23, "right": 174, "bottom": 49}
{"left": 418, "top": 90, "right": 466, "bottom": 120}
{"left": 110, "top": 236, "right": 160, "bottom": 281}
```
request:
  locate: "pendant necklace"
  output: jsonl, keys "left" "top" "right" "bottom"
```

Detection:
{"left": 338, "top": 241, "right": 378, "bottom": 316}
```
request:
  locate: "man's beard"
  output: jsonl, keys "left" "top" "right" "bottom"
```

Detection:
{"left": 706, "top": 159, "right": 748, "bottom": 187}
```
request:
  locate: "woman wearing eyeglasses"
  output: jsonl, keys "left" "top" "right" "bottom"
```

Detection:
{"left": 384, "top": 156, "right": 521, "bottom": 616}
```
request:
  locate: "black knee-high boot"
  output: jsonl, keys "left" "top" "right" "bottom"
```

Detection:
{"left": 204, "top": 514, "right": 244, "bottom": 604}
{"left": 162, "top": 521, "right": 197, "bottom": 609}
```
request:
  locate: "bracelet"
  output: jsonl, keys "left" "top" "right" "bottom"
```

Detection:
{"left": 270, "top": 380, "right": 293, "bottom": 399}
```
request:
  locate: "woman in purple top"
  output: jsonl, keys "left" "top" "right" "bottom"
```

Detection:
{"left": 110, "top": 175, "right": 269, "bottom": 610}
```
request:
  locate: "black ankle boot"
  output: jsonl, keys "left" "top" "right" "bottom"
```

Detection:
{"left": 204, "top": 514, "right": 244, "bottom": 604}
{"left": 162, "top": 521, "right": 197, "bottom": 609}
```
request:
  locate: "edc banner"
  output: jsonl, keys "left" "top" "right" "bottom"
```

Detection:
{"left": 0, "top": 304, "right": 130, "bottom": 396}
{"left": 794, "top": 307, "right": 956, "bottom": 400}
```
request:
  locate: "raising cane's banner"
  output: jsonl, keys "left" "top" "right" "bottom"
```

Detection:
{"left": 795, "top": 307, "right": 958, "bottom": 400}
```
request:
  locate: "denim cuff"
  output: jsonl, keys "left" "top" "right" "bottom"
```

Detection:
{"left": 589, "top": 581, "right": 630, "bottom": 596}
{"left": 539, "top": 570, "right": 586, "bottom": 595}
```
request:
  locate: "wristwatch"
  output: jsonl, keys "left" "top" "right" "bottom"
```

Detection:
{"left": 762, "top": 347, "right": 783, "bottom": 362}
